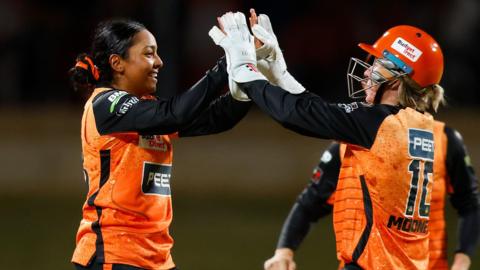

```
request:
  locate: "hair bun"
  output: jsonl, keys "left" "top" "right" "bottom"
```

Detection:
{"left": 75, "top": 54, "right": 100, "bottom": 81}
{"left": 69, "top": 53, "right": 98, "bottom": 92}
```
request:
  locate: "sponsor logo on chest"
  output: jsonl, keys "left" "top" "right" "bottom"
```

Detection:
{"left": 139, "top": 135, "right": 168, "bottom": 152}
{"left": 141, "top": 162, "right": 172, "bottom": 196}
{"left": 408, "top": 128, "right": 434, "bottom": 161}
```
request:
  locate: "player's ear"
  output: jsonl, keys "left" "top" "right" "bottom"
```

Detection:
{"left": 109, "top": 54, "right": 125, "bottom": 74}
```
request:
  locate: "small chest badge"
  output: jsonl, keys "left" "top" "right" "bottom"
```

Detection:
{"left": 139, "top": 135, "right": 168, "bottom": 152}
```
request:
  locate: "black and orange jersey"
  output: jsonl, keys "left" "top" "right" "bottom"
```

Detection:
{"left": 72, "top": 58, "right": 252, "bottom": 269}
{"left": 241, "top": 80, "right": 453, "bottom": 269}
{"left": 275, "top": 123, "right": 479, "bottom": 270}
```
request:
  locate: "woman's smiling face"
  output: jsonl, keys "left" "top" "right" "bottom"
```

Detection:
{"left": 121, "top": 29, "right": 163, "bottom": 96}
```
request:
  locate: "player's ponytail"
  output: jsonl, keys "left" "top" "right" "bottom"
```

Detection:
{"left": 69, "top": 19, "right": 145, "bottom": 92}
{"left": 69, "top": 53, "right": 99, "bottom": 92}
{"left": 427, "top": 84, "right": 446, "bottom": 112}
{"left": 398, "top": 76, "right": 446, "bottom": 112}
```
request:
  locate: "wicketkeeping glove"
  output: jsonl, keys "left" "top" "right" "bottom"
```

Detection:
{"left": 209, "top": 12, "right": 266, "bottom": 101}
{"left": 252, "top": 14, "right": 305, "bottom": 94}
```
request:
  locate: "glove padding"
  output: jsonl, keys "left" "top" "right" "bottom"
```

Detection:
{"left": 252, "top": 14, "right": 305, "bottom": 94}
{"left": 209, "top": 12, "right": 266, "bottom": 101}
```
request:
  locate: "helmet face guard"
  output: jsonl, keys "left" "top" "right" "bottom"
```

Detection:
{"left": 347, "top": 50, "right": 411, "bottom": 100}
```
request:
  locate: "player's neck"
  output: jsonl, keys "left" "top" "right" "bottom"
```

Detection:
{"left": 380, "top": 88, "right": 399, "bottom": 106}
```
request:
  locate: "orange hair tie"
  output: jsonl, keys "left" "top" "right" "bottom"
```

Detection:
{"left": 75, "top": 56, "right": 100, "bottom": 81}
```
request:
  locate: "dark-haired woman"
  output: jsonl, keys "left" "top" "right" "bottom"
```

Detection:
{"left": 71, "top": 19, "right": 249, "bottom": 270}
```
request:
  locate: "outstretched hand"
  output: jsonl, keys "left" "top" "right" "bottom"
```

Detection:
{"left": 208, "top": 11, "right": 266, "bottom": 101}
{"left": 246, "top": 8, "right": 306, "bottom": 94}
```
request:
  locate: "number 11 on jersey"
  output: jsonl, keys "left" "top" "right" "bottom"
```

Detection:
{"left": 405, "top": 159, "right": 433, "bottom": 218}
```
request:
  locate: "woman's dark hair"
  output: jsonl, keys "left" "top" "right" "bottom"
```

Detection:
{"left": 70, "top": 19, "right": 146, "bottom": 92}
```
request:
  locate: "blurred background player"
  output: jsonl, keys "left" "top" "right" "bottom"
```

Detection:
{"left": 70, "top": 19, "right": 250, "bottom": 270}
{"left": 263, "top": 121, "right": 480, "bottom": 270}
{"left": 210, "top": 10, "right": 446, "bottom": 269}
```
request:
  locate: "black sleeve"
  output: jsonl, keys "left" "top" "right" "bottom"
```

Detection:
{"left": 92, "top": 57, "right": 227, "bottom": 135}
{"left": 240, "top": 80, "right": 399, "bottom": 149}
{"left": 277, "top": 142, "right": 341, "bottom": 250}
{"left": 445, "top": 126, "right": 480, "bottom": 256}
{"left": 178, "top": 94, "right": 251, "bottom": 137}
{"left": 456, "top": 209, "right": 480, "bottom": 257}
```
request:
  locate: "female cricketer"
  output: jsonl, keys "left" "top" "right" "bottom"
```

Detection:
{"left": 70, "top": 19, "right": 250, "bottom": 270}
{"left": 210, "top": 10, "right": 447, "bottom": 270}
{"left": 264, "top": 122, "right": 479, "bottom": 270}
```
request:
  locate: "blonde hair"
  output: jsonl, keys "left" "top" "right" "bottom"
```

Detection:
{"left": 397, "top": 76, "right": 445, "bottom": 112}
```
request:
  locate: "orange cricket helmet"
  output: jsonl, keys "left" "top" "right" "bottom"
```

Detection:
{"left": 358, "top": 25, "right": 444, "bottom": 88}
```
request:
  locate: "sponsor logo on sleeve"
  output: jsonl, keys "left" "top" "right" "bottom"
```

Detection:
{"left": 337, "top": 102, "right": 359, "bottom": 113}
{"left": 141, "top": 162, "right": 172, "bottom": 196}
{"left": 118, "top": 97, "right": 139, "bottom": 114}
{"left": 320, "top": 150, "right": 332, "bottom": 163}
{"left": 408, "top": 128, "right": 434, "bottom": 161}
{"left": 391, "top": 37, "right": 423, "bottom": 62}
{"left": 311, "top": 167, "right": 323, "bottom": 183}
{"left": 108, "top": 91, "right": 128, "bottom": 113}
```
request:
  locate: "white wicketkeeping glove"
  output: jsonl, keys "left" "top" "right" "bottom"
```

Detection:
{"left": 209, "top": 12, "right": 266, "bottom": 101}
{"left": 252, "top": 14, "right": 305, "bottom": 94}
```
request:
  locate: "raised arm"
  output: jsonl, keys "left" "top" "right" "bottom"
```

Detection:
{"left": 240, "top": 80, "right": 398, "bottom": 149}
{"left": 178, "top": 93, "right": 252, "bottom": 137}
{"left": 92, "top": 57, "right": 227, "bottom": 135}
{"left": 209, "top": 12, "right": 397, "bottom": 149}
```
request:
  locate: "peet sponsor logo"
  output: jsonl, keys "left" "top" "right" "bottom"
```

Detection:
{"left": 391, "top": 37, "right": 423, "bottom": 62}
{"left": 408, "top": 129, "right": 434, "bottom": 161}
{"left": 141, "top": 162, "right": 172, "bottom": 195}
